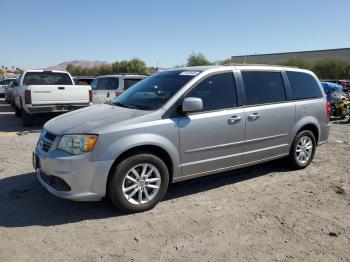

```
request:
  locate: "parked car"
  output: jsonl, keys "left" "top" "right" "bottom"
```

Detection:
{"left": 0, "top": 77, "right": 17, "bottom": 98}
{"left": 72, "top": 76, "right": 95, "bottom": 86}
{"left": 33, "top": 65, "right": 330, "bottom": 213}
{"left": 90, "top": 74, "right": 147, "bottom": 104}
{"left": 13, "top": 70, "right": 92, "bottom": 126}
{"left": 5, "top": 79, "right": 18, "bottom": 105}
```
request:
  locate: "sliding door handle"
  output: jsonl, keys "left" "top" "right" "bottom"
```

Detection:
{"left": 247, "top": 113, "right": 261, "bottom": 121}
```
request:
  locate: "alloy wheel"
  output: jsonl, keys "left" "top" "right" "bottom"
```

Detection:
{"left": 122, "top": 163, "right": 161, "bottom": 205}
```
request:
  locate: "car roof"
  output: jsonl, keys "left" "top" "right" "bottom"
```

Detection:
{"left": 96, "top": 74, "right": 147, "bottom": 79}
{"left": 25, "top": 69, "right": 69, "bottom": 74}
{"left": 164, "top": 64, "right": 311, "bottom": 74}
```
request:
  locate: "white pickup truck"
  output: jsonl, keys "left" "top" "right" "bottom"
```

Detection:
{"left": 14, "top": 70, "right": 92, "bottom": 126}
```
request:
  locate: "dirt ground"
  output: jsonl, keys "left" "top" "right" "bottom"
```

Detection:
{"left": 0, "top": 98, "right": 349, "bottom": 262}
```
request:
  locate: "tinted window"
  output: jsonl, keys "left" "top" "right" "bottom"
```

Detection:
{"left": 0, "top": 79, "right": 15, "bottom": 85}
{"left": 113, "top": 70, "right": 197, "bottom": 110}
{"left": 23, "top": 72, "right": 73, "bottom": 85}
{"left": 242, "top": 71, "right": 286, "bottom": 105}
{"left": 97, "top": 77, "right": 119, "bottom": 90}
{"left": 186, "top": 73, "right": 237, "bottom": 112}
{"left": 124, "top": 78, "right": 143, "bottom": 90}
{"left": 287, "top": 71, "right": 322, "bottom": 100}
{"left": 90, "top": 79, "right": 98, "bottom": 90}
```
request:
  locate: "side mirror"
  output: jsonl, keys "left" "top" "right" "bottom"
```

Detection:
{"left": 182, "top": 97, "right": 203, "bottom": 113}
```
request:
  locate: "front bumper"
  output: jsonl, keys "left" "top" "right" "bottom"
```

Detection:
{"left": 29, "top": 104, "right": 90, "bottom": 114}
{"left": 34, "top": 140, "right": 114, "bottom": 201}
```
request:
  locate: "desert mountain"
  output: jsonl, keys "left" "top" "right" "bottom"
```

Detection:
{"left": 45, "top": 60, "right": 108, "bottom": 70}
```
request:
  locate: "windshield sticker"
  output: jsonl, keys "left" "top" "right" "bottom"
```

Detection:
{"left": 179, "top": 71, "right": 200, "bottom": 76}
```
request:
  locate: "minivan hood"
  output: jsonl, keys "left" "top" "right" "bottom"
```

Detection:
{"left": 44, "top": 104, "right": 150, "bottom": 134}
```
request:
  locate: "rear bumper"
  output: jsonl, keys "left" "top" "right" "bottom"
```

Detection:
{"left": 28, "top": 104, "right": 90, "bottom": 114}
{"left": 319, "top": 122, "right": 331, "bottom": 146}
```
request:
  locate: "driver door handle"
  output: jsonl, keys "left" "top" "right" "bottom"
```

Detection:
{"left": 228, "top": 116, "right": 241, "bottom": 125}
{"left": 247, "top": 113, "right": 261, "bottom": 121}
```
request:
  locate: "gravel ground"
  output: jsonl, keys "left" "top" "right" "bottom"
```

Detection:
{"left": 0, "top": 98, "right": 349, "bottom": 262}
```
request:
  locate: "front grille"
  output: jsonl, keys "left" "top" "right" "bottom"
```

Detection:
{"left": 40, "top": 171, "right": 71, "bottom": 192}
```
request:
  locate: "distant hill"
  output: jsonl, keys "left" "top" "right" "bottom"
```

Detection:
{"left": 45, "top": 60, "right": 109, "bottom": 71}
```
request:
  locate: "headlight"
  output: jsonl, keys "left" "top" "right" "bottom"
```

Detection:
{"left": 57, "top": 134, "right": 98, "bottom": 155}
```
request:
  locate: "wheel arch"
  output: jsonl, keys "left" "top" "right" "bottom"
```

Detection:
{"left": 106, "top": 144, "right": 176, "bottom": 190}
{"left": 296, "top": 124, "right": 319, "bottom": 144}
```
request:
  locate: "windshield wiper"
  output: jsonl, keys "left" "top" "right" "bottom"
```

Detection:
{"left": 113, "top": 102, "right": 137, "bottom": 109}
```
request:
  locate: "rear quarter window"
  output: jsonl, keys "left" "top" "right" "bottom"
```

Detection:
{"left": 124, "top": 78, "right": 143, "bottom": 90}
{"left": 287, "top": 71, "right": 322, "bottom": 100}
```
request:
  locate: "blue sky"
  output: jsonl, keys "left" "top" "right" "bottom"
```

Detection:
{"left": 1, "top": 0, "right": 349, "bottom": 69}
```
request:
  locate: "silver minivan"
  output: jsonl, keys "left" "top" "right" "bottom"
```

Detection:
{"left": 33, "top": 65, "right": 330, "bottom": 212}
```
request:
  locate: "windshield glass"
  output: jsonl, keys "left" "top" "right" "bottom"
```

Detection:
{"left": 112, "top": 70, "right": 199, "bottom": 110}
{"left": 23, "top": 72, "right": 73, "bottom": 85}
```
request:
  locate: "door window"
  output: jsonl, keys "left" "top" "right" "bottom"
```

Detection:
{"left": 241, "top": 71, "right": 286, "bottom": 105}
{"left": 186, "top": 72, "right": 238, "bottom": 112}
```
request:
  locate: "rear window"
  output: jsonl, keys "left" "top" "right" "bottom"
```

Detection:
{"left": 23, "top": 72, "right": 73, "bottom": 85}
{"left": 97, "top": 77, "right": 119, "bottom": 90}
{"left": 287, "top": 71, "right": 322, "bottom": 100}
{"left": 124, "top": 78, "right": 144, "bottom": 90}
{"left": 241, "top": 71, "right": 286, "bottom": 105}
{"left": 0, "top": 79, "right": 15, "bottom": 85}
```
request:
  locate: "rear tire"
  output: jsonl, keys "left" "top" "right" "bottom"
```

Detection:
{"left": 108, "top": 153, "right": 169, "bottom": 213}
{"left": 22, "top": 110, "right": 34, "bottom": 126}
{"left": 288, "top": 130, "right": 316, "bottom": 169}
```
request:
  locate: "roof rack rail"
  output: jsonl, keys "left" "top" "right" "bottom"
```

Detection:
{"left": 223, "top": 63, "right": 299, "bottom": 68}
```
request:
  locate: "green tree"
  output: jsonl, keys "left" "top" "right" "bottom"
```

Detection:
{"left": 112, "top": 58, "right": 148, "bottom": 74}
{"left": 280, "top": 58, "right": 312, "bottom": 70}
{"left": 312, "top": 59, "right": 350, "bottom": 79}
{"left": 186, "top": 52, "right": 214, "bottom": 66}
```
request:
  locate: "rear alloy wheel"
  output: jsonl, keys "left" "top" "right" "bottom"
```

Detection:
{"left": 288, "top": 130, "right": 316, "bottom": 169}
{"left": 108, "top": 154, "right": 169, "bottom": 213}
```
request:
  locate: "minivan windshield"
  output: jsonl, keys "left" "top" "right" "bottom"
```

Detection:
{"left": 112, "top": 70, "right": 198, "bottom": 110}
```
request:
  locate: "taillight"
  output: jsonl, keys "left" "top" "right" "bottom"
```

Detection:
{"left": 24, "top": 90, "right": 31, "bottom": 104}
{"left": 89, "top": 90, "right": 92, "bottom": 103}
{"left": 326, "top": 101, "right": 331, "bottom": 119}
{"left": 115, "top": 91, "right": 122, "bottom": 97}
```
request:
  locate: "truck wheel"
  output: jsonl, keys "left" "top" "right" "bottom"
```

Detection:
{"left": 22, "top": 110, "right": 34, "bottom": 127}
{"left": 108, "top": 153, "right": 169, "bottom": 213}
{"left": 288, "top": 130, "right": 316, "bottom": 170}
{"left": 14, "top": 106, "right": 22, "bottom": 117}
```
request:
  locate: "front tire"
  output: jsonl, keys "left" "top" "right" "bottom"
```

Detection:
{"left": 108, "top": 153, "right": 169, "bottom": 213}
{"left": 288, "top": 130, "right": 316, "bottom": 169}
